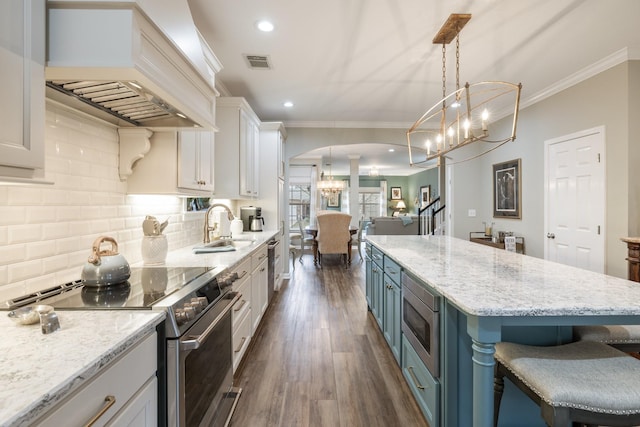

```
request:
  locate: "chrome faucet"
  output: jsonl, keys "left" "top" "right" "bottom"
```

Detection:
{"left": 203, "top": 203, "right": 235, "bottom": 243}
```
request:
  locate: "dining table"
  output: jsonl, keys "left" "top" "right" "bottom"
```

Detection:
{"left": 305, "top": 225, "right": 358, "bottom": 265}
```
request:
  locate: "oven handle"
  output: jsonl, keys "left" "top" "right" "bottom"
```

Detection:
{"left": 180, "top": 292, "right": 241, "bottom": 351}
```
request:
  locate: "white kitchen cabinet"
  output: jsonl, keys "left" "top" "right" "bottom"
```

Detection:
{"left": 257, "top": 122, "right": 286, "bottom": 231}
{"left": 232, "top": 308, "right": 252, "bottom": 373}
{"left": 251, "top": 245, "right": 269, "bottom": 333}
{"left": 231, "top": 257, "right": 252, "bottom": 372}
{"left": 126, "top": 130, "right": 215, "bottom": 196}
{"left": 0, "top": 0, "right": 46, "bottom": 182}
{"left": 215, "top": 97, "right": 260, "bottom": 198}
{"left": 178, "top": 130, "right": 215, "bottom": 192}
{"left": 36, "top": 332, "right": 157, "bottom": 427}
{"left": 106, "top": 377, "right": 157, "bottom": 427}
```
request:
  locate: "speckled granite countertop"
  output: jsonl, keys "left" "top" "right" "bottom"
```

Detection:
{"left": 366, "top": 234, "right": 640, "bottom": 317}
{"left": 0, "top": 310, "right": 165, "bottom": 427}
{"left": 148, "top": 229, "right": 279, "bottom": 269}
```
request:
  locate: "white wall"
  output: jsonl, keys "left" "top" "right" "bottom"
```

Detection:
{"left": 0, "top": 102, "right": 204, "bottom": 302}
{"left": 450, "top": 61, "right": 635, "bottom": 278}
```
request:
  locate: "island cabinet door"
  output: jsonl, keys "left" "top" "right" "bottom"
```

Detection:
{"left": 365, "top": 250, "right": 373, "bottom": 307}
{"left": 371, "top": 261, "right": 384, "bottom": 328}
{"left": 383, "top": 275, "right": 401, "bottom": 364}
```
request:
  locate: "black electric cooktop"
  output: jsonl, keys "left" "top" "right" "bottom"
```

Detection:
{"left": 2, "top": 266, "right": 212, "bottom": 310}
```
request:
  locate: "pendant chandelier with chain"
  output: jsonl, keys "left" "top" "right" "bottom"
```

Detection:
{"left": 407, "top": 14, "right": 522, "bottom": 166}
{"left": 317, "top": 147, "right": 346, "bottom": 197}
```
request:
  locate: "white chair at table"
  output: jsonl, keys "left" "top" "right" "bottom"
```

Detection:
{"left": 353, "top": 220, "right": 370, "bottom": 261}
{"left": 289, "top": 217, "right": 314, "bottom": 265}
{"left": 315, "top": 212, "right": 352, "bottom": 267}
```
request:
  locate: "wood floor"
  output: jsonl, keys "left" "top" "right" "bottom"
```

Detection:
{"left": 230, "top": 252, "right": 428, "bottom": 427}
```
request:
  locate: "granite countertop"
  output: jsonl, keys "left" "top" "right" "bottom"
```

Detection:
{"left": 153, "top": 229, "right": 279, "bottom": 269}
{"left": 0, "top": 310, "right": 165, "bottom": 427}
{"left": 366, "top": 234, "right": 640, "bottom": 317}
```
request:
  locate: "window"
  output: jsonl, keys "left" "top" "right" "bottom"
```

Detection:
{"left": 289, "top": 184, "right": 310, "bottom": 226}
{"left": 359, "top": 189, "right": 382, "bottom": 220}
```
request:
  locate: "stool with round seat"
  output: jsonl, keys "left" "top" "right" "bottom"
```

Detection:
{"left": 494, "top": 340, "right": 640, "bottom": 427}
{"left": 573, "top": 325, "right": 640, "bottom": 353}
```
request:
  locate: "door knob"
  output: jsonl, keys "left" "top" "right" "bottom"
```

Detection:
{"left": 547, "top": 233, "right": 555, "bottom": 239}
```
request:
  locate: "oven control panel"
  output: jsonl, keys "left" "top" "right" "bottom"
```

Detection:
{"left": 165, "top": 268, "right": 243, "bottom": 336}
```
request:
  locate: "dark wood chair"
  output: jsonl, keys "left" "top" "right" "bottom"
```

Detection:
{"left": 494, "top": 340, "right": 640, "bottom": 427}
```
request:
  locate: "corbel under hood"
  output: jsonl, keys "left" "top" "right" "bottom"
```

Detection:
{"left": 46, "top": 0, "right": 219, "bottom": 130}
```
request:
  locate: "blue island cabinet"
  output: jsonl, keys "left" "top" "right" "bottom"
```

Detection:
{"left": 382, "top": 256, "right": 402, "bottom": 363}
{"left": 365, "top": 244, "right": 401, "bottom": 363}
{"left": 368, "top": 245, "right": 384, "bottom": 328}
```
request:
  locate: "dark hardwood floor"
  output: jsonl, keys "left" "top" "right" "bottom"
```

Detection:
{"left": 231, "top": 251, "right": 428, "bottom": 427}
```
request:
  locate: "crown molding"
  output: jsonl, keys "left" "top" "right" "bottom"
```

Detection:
{"left": 521, "top": 47, "right": 634, "bottom": 109}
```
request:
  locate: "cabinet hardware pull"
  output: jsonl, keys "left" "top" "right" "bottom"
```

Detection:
{"left": 84, "top": 395, "right": 116, "bottom": 427}
{"left": 260, "top": 267, "right": 266, "bottom": 272}
{"left": 234, "top": 299, "right": 247, "bottom": 311}
{"left": 234, "top": 337, "right": 247, "bottom": 353}
{"left": 238, "top": 270, "right": 248, "bottom": 279}
{"left": 407, "top": 367, "right": 425, "bottom": 390}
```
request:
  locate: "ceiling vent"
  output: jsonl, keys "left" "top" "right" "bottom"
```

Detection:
{"left": 244, "top": 55, "right": 272, "bottom": 70}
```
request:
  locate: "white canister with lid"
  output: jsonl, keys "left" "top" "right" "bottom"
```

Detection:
{"left": 230, "top": 217, "right": 244, "bottom": 237}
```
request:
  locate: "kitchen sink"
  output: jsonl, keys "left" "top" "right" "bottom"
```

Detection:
{"left": 193, "top": 238, "right": 256, "bottom": 253}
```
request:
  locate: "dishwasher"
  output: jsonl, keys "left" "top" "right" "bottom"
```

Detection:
{"left": 267, "top": 237, "right": 280, "bottom": 304}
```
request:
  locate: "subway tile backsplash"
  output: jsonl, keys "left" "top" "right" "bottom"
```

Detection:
{"left": 0, "top": 102, "right": 204, "bottom": 302}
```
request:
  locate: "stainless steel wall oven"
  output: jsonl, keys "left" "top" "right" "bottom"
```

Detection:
{"left": 401, "top": 272, "right": 440, "bottom": 378}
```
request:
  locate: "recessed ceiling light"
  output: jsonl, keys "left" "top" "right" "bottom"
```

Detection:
{"left": 256, "top": 20, "right": 274, "bottom": 32}
{"left": 283, "top": 101, "right": 293, "bottom": 108}
{"left": 388, "top": 148, "right": 395, "bottom": 152}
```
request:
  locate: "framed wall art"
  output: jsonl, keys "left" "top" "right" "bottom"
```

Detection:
{"left": 327, "top": 191, "right": 340, "bottom": 207}
{"left": 419, "top": 185, "right": 431, "bottom": 208}
{"left": 493, "top": 158, "right": 521, "bottom": 219}
{"left": 391, "top": 187, "right": 402, "bottom": 200}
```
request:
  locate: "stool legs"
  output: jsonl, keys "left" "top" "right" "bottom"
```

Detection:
{"left": 493, "top": 367, "right": 504, "bottom": 427}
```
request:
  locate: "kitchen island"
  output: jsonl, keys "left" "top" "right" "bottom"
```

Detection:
{"left": 366, "top": 234, "right": 640, "bottom": 427}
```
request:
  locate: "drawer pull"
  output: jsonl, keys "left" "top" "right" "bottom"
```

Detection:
{"left": 237, "top": 270, "right": 248, "bottom": 279}
{"left": 407, "top": 367, "right": 425, "bottom": 390}
{"left": 234, "top": 299, "right": 247, "bottom": 312}
{"left": 84, "top": 395, "right": 116, "bottom": 427}
{"left": 234, "top": 337, "right": 247, "bottom": 353}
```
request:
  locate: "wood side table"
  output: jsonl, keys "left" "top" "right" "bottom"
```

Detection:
{"left": 621, "top": 237, "right": 640, "bottom": 282}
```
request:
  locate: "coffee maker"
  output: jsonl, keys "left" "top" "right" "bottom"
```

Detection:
{"left": 240, "top": 206, "right": 263, "bottom": 232}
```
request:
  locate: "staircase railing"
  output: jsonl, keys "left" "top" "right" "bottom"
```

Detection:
{"left": 418, "top": 197, "right": 446, "bottom": 235}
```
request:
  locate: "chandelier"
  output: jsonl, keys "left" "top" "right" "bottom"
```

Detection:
{"left": 317, "top": 147, "right": 346, "bottom": 197}
{"left": 407, "top": 14, "right": 522, "bottom": 166}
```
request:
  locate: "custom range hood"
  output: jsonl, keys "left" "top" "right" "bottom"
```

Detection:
{"left": 46, "top": 0, "right": 219, "bottom": 129}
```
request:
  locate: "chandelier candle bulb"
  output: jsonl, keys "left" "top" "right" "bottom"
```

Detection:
{"left": 481, "top": 108, "right": 489, "bottom": 132}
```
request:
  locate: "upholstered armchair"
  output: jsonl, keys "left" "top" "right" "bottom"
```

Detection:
{"left": 315, "top": 212, "right": 352, "bottom": 267}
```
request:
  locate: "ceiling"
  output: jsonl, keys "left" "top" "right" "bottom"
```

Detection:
{"left": 187, "top": 0, "right": 640, "bottom": 175}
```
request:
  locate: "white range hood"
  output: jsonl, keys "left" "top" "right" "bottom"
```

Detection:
{"left": 46, "top": 0, "right": 220, "bottom": 129}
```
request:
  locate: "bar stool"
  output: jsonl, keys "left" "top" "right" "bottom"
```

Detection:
{"left": 494, "top": 340, "right": 640, "bottom": 427}
{"left": 573, "top": 325, "right": 640, "bottom": 353}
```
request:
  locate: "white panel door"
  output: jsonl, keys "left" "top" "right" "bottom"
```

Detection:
{"left": 544, "top": 127, "right": 605, "bottom": 273}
